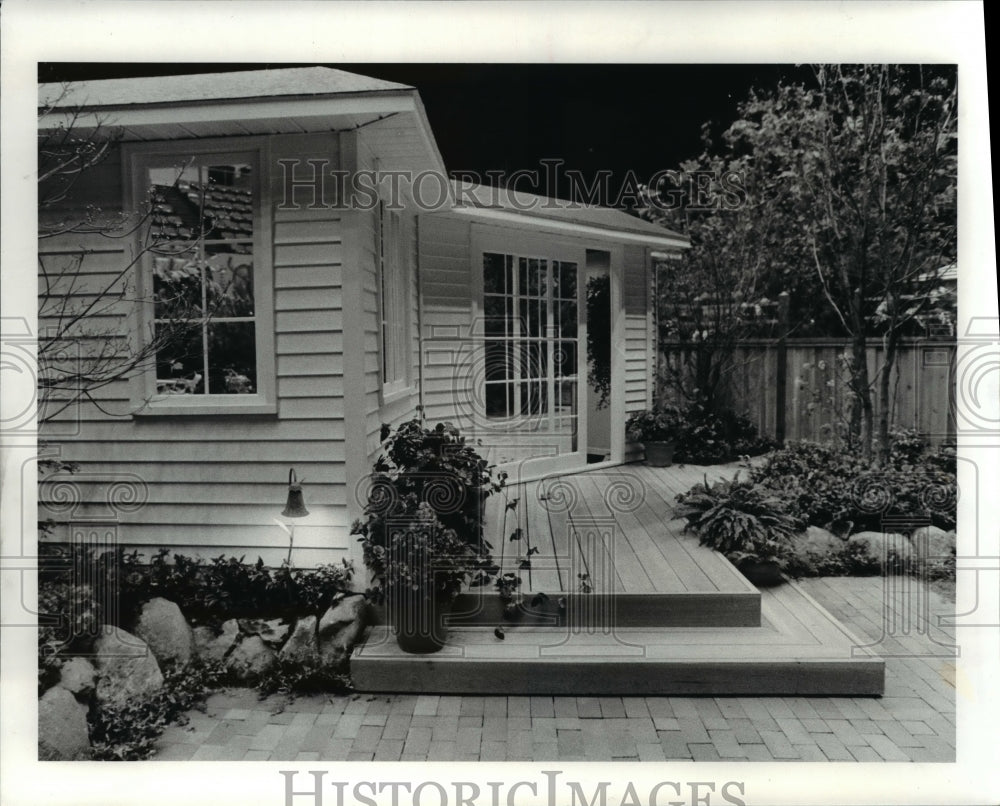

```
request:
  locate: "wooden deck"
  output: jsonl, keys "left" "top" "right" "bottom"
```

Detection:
{"left": 354, "top": 460, "right": 885, "bottom": 696}
{"left": 354, "top": 580, "right": 885, "bottom": 696}
{"left": 446, "top": 461, "right": 759, "bottom": 628}
{"left": 482, "top": 461, "right": 749, "bottom": 595}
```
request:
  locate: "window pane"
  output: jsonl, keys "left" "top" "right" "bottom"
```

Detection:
{"left": 207, "top": 322, "right": 257, "bottom": 394}
{"left": 149, "top": 162, "right": 253, "bottom": 242}
{"left": 484, "top": 341, "right": 510, "bottom": 382}
{"left": 484, "top": 295, "right": 506, "bottom": 336}
{"left": 153, "top": 255, "right": 203, "bottom": 320}
{"left": 559, "top": 300, "right": 577, "bottom": 337}
{"left": 557, "top": 380, "right": 577, "bottom": 413}
{"left": 155, "top": 324, "right": 205, "bottom": 395}
{"left": 519, "top": 379, "right": 548, "bottom": 417}
{"left": 485, "top": 382, "right": 510, "bottom": 418}
{"left": 555, "top": 340, "right": 577, "bottom": 378}
{"left": 484, "top": 253, "right": 508, "bottom": 295}
{"left": 558, "top": 262, "right": 577, "bottom": 299}
{"left": 204, "top": 248, "right": 255, "bottom": 318}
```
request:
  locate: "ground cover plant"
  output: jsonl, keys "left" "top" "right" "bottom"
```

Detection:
{"left": 38, "top": 546, "right": 357, "bottom": 759}
{"left": 675, "top": 429, "right": 957, "bottom": 581}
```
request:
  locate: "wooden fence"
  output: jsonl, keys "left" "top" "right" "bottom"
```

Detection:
{"left": 658, "top": 338, "right": 956, "bottom": 445}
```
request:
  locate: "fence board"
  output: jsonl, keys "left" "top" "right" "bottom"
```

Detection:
{"left": 659, "top": 339, "right": 955, "bottom": 445}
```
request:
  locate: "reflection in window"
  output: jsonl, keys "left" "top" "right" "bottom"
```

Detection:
{"left": 148, "top": 161, "right": 257, "bottom": 395}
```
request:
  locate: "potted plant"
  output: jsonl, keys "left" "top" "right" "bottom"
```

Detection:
{"left": 674, "top": 474, "right": 799, "bottom": 586}
{"left": 625, "top": 404, "right": 685, "bottom": 467}
{"left": 351, "top": 415, "right": 500, "bottom": 653}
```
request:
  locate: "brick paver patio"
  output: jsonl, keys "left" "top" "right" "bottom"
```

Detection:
{"left": 153, "top": 576, "right": 957, "bottom": 762}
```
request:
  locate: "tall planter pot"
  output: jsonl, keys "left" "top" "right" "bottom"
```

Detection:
{"left": 389, "top": 589, "right": 449, "bottom": 654}
{"left": 643, "top": 441, "right": 676, "bottom": 468}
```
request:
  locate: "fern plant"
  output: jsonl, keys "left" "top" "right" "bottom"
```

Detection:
{"left": 675, "top": 474, "right": 799, "bottom": 570}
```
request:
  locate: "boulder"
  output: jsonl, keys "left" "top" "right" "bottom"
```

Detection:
{"left": 910, "top": 526, "right": 956, "bottom": 563}
{"left": 38, "top": 685, "right": 92, "bottom": 760}
{"left": 192, "top": 619, "right": 240, "bottom": 664}
{"left": 92, "top": 627, "right": 164, "bottom": 709}
{"left": 278, "top": 616, "right": 320, "bottom": 668}
{"left": 848, "top": 531, "right": 915, "bottom": 571}
{"left": 318, "top": 595, "right": 368, "bottom": 670}
{"left": 224, "top": 635, "right": 277, "bottom": 684}
{"left": 58, "top": 656, "right": 96, "bottom": 700}
{"left": 134, "top": 597, "right": 194, "bottom": 667}
{"left": 238, "top": 617, "right": 291, "bottom": 647}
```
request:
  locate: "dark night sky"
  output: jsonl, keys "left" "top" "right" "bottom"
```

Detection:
{"left": 39, "top": 62, "right": 816, "bottom": 201}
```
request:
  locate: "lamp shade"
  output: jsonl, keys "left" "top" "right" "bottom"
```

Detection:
{"left": 281, "top": 468, "right": 310, "bottom": 518}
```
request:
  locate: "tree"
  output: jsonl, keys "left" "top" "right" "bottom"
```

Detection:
{"left": 642, "top": 65, "right": 957, "bottom": 462}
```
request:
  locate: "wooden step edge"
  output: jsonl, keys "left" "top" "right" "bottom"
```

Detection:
{"left": 352, "top": 639, "right": 885, "bottom": 697}
{"left": 369, "top": 590, "right": 762, "bottom": 629}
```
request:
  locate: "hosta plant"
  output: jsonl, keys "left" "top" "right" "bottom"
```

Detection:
{"left": 675, "top": 474, "right": 799, "bottom": 570}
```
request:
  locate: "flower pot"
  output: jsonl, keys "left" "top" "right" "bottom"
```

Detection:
{"left": 643, "top": 441, "right": 676, "bottom": 467}
{"left": 737, "top": 560, "right": 785, "bottom": 587}
{"left": 389, "top": 592, "right": 449, "bottom": 654}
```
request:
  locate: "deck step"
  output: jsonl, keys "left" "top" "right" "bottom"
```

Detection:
{"left": 441, "top": 589, "right": 760, "bottom": 628}
{"left": 352, "top": 581, "right": 885, "bottom": 696}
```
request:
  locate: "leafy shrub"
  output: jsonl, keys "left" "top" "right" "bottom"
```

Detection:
{"left": 123, "top": 550, "right": 354, "bottom": 625}
{"left": 626, "top": 404, "right": 685, "bottom": 443}
{"left": 785, "top": 539, "right": 883, "bottom": 578}
{"left": 256, "top": 659, "right": 352, "bottom": 698}
{"left": 38, "top": 546, "right": 355, "bottom": 690}
{"left": 672, "top": 402, "right": 776, "bottom": 465}
{"left": 628, "top": 402, "right": 774, "bottom": 464}
{"left": 749, "top": 436, "right": 957, "bottom": 532}
{"left": 352, "top": 415, "right": 501, "bottom": 604}
{"left": 675, "top": 475, "right": 799, "bottom": 569}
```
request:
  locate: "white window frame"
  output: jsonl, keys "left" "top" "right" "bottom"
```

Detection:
{"left": 376, "top": 199, "right": 411, "bottom": 401}
{"left": 124, "top": 138, "right": 276, "bottom": 416}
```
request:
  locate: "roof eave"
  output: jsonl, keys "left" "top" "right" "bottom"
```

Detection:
{"left": 448, "top": 205, "right": 689, "bottom": 249}
{"left": 37, "top": 90, "right": 420, "bottom": 134}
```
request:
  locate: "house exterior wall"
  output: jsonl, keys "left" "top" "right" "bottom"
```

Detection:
{"left": 417, "top": 213, "right": 476, "bottom": 426}
{"left": 38, "top": 124, "right": 662, "bottom": 569}
{"left": 623, "top": 243, "right": 655, "bottom": 461}
{"left": 417, "top": 212, "right": 658, "bottom": 467}
{"left": 339, "top": 129, "right": 423, "bottom": 573}
{"left": 38, "top": 132, "right": 353, "bottom": 567}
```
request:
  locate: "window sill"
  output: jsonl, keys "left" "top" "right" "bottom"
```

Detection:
{"left": 132, "top": 396, "right": 278, "bottom": 418}
{"left": 380, "top": 385, "right": 415, "bottom": 408}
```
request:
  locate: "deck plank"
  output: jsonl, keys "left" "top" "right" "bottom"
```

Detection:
{"left": 629, "top": 478, "right": 719, "bottom": 592}
{"left": 571, "top": 473, "right": 645, "bottom": 593}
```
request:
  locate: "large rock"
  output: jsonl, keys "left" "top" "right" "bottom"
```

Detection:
{"left": 134, "top": 597, "right": 194, "bottom": 668}
{"left": 192, "top": 619, "right": 240, "bottom": 664}
{"left": 92, "top": 627, "right": 164, "bottom": 708}
{"left": 910, "top": 526, "right": 956, "bottom": 563}
{"left": 318, "top": 595, "right": 368, "bottom": 670}
{"left": 58, "top": 657, "right": 96, "bottom": 700}
{"left": 225, "top": 635, "right": 277, "bottom": 683}
{"left": 848, "top": 531, "right": 915, "bottom": 571}
{"left": 38, "top": 685, "right": 92, "bottom": 760}
{"left": 278, "top": 616, "right": 320, "bottom": 668}
{"left": 238, "top": 617, "right": 291, "bottom": 647}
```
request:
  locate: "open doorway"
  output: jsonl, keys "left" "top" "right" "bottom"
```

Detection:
{"left": 585, "top": 249, "right": 612, "bottom": 463}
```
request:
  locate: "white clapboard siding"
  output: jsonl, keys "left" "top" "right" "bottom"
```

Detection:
{"left": 621, "top": 244, "right": 653, "bottom": 461}
{"left": 354, "top": 129, "right": 422, "bottom": 468}
{"left": 417, "top": 213, "right": 475, "bottom": 426}
{"left": 38, "top": 133, "right": 353, "bottom": 564}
